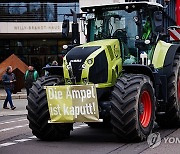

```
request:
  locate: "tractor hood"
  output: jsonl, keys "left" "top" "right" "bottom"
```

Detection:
{"left": 63, "top": 39, "right": 122, "bottom": 87}
{"left": 64, "top": 39, "right": 119, "bottom": 67}
{"left": 66, "top": 46, "right": 101, "bottom": 66}
{"left": 65, "top": 39, "right": 119, "bottom": 65}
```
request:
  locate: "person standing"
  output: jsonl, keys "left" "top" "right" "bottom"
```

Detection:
{"left": 24, "top": 65, "right": 39, "bottom": 96}
{"left": 2, "top": 66, "right": 16, "bottom": 110}
{"left": 45, "top": 57, "right": 51, "bottom": 76}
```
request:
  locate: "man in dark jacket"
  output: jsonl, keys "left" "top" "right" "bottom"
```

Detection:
{"left": 24, "top": 65, "right": 39, "bottom": 96}
{"left": 2, "top": 66, "right": 16, "bottom": 110}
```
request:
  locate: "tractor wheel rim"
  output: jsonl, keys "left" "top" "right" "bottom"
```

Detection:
{"left": 178, "top": 77, "right": 180, "bottom": 101}
{"left": 139, "top": 90, "right": 152, "bottom": 128}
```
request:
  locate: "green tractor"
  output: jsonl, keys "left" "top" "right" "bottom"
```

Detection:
{"left": 26, "top": 1, "right": 180, "bottom": 141}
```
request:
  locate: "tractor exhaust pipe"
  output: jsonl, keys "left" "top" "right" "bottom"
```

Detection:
{"left": 70, "top": 9, "right": 80, "bottom": 45}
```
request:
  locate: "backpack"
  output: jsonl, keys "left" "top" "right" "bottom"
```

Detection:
{"left": 25, "top": 70, "right": 38, "bottom": 80}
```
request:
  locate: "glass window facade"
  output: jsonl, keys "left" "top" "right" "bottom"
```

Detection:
{"left": 0, "top": 38, "right": 71, "bottom": 74}
{"left": 0, "top": 1, "right": 79, "bottom": 74}
{"left": 57, "top": 3, "right": 79, "bottom": 21}
{"left": 0, "top": 2, "right": 79, "bottom": 22}
{"left": 9, "top": 3, "right": 27, "bottom": 15}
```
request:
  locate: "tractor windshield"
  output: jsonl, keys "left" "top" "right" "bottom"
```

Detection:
{"left": 88, "top": 10, "right": 138, "bottom": 49}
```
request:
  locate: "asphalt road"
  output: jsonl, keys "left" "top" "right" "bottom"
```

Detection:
{"left": 0, "top": 100, "right": 180, "bottom": 154}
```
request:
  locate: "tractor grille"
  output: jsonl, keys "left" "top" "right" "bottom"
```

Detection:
{"left": 89, "top": 50, "right": 108, "bottom": 84}
{"left": 71, "top": 62, "right": 82, "bottom": 82}
{"left": 66, "top": 46, "right": 101, "bottom": 83}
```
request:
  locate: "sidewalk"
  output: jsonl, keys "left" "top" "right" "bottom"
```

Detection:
{"left": 0, "top": 99, "right": 28, "bottom": 116}
{"left": 0, "top": 88, "right": 27, "bottom": 100}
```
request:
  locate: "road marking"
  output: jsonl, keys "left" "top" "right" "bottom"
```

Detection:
{"left": 0, "top": 117, "right": 26, "bottom": 123}
{"left": 28, "top": 136, "right": 37, "bottom": 139}
{"left": 79, "top": 124, "right": 88, "bottom": 127}
{"left": 0, "top": 124, "right": 28, "bottom": 133}
{"left": 74, "top": 126, "right": 81, "bottom": 129}
{"left": 14, "top": 139, "right": 32, "bottom": 142}
{"left": 0, "top": 139, "right": 33, "bottom": 148}
{"left": 0, "top": 119, "right": 27, "bottom": 125}
{"left": 0, "top": 142, "right": 16, "bottom": 147}
{"left": 74, "top": 124, "right": 88, "bottom": 130}
{"left": 0, "top": 123, "right": 88, "bottom": 148}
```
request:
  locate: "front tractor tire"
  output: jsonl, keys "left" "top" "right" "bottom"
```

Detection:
{"left": 156, "top": 53, "right": 180, "bottom": 127}
{"left": 110, "top": 74, "right": 155, "bottom": 141}
{"left": 26, "top": 75, "right": 73, "bottom": 140}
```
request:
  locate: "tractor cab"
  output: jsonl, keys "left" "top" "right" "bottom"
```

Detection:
{"left": 82, "top": 2, "right": 163, "bottom": 64}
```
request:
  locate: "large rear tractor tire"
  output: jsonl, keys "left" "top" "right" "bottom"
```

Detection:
{"left": 26, "top": 75, "right": 73, "bottom": 140}
{"left": 156, "top": 53, "right": 180, "bottom": 127}
{"left": 110, "top": 74, "right": 155, "bottom": 141}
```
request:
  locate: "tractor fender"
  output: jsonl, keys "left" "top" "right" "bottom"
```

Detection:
{"left": 153, "top": 44, "right": 180, "bottom": 104}
{"left": 161, "top": 44, "right": 180, "bottom": 77}
{"left": 152, "top": 40, "right": 172, "bottom": 69}
{"left": 123, "top": 64, "right": 160, "bottom": 99}
{"left": 123, "top": 64, "right": 156, "bottom": 84}
{"left": 152, "top": 40, "right": 180, "bottom": 77}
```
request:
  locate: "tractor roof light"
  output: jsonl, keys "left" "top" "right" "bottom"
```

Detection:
{"left": 135, "top": 35, "right": 140, "bottom": 40}
{"left": 63, "top": 45, "right": 68, "bottom": 50}
{"left": 145, "top": 40, "right": 151, "bottom": 45}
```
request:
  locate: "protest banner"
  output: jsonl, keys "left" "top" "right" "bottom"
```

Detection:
{"left": 45, "top": 85, "right": 99, "bottom": 123}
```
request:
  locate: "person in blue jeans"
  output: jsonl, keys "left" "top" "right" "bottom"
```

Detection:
{"left": 2, "top": 66, "right": 16, "bottom": 110}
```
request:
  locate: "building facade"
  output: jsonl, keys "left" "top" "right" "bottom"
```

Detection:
{"left": 0, "top": 0, "right": 79, "bottom": 74}
{"left": 0, "top": 0, "right": 177, "bottom": 74}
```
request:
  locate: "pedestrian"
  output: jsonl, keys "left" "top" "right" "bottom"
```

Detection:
{"left": 45, "top": 57, "right": 51, "bottom": 76}
{"left": 2, "top": 66, "right": 16, "bottom": 110}
{"left": 46, "top": 57, "right": 52, "bottom": 67}
{"left": 24, "top": 65, "right": 39, "bottom": 96}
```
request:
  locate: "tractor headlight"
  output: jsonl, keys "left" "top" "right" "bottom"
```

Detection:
{"left": 82, "top": 63, "right": 86, "bottom": 69}
{"left": 66, "top": 64, "right": 71, "bottom": 70}
{"left": 65, "top": 78, "right": 72, "bottom": 84}
{"left": 87, "top": 59, "right": 93, "bottom": 65}
{"left": 83, "top": 78, "right": 88, "bottom": 84}
{"left": 67, "top": 80, "right": 71, "bottom": 84}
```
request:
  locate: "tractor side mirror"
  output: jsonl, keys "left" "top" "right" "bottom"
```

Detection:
{"left": 154, "top": 11, "right": 163, "bottom": 32}
{"left": 62, "top": 19, "right": 69, "bottom": 38}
